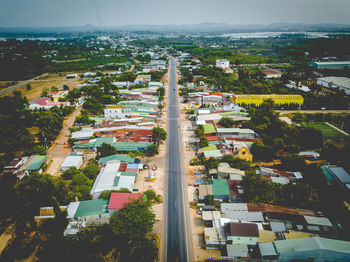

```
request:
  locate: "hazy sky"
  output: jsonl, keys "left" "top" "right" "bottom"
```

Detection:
{"left": 0, "top": 0, "right": 350, "bottom": 27}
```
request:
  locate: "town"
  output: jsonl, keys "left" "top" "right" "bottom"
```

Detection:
{"left": 0, "top": 27, "right": 350, "bottom": 262}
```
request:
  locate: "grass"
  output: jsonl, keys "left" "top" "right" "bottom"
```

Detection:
{"left": 307, "top": 122, "right": 347, "bottom": 140}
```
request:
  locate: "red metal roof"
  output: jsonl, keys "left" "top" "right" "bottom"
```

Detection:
{"left": 206, "top": 136, "right": 219, "bottom": 141}
{"left": 108, "top": 192, "right": 141, "bottom": 210}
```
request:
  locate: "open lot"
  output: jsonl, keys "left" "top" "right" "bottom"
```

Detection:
{"left": 0, "top": 73, "right": 81, "bottom": 101}
{"left": 307, "top": 122, "right": 347, "bottom": 140}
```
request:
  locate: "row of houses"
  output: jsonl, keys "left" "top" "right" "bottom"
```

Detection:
{"left": 201, "top": 202, "right": 350, "bottom": 260}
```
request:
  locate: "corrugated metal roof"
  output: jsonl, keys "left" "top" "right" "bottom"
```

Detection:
{"left": 98, "top": 154, "right": 135, "bottom": 164}
{"left": 74, "top": 199, "right": 108, "bottom": 218}
{"left": 28, "top": 155, "right": 46, "bottom": 171}
{"left": 203, "top": 124, "right": 216, "bottom": 134}
{"left": 212, "top": 179, "right": 230, "bottom": 195}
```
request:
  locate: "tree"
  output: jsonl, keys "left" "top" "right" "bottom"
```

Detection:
{"left": 99, "top": 188, "right": 131, "bottom": 200}
{"left": 70, "top": 173, "right": 91, "bottom": 188}
{"left": 292, "top": 112, "right": 306, "bottom": 124}
{"left": 97, "top": 143, "right": 117, "bottom": 158}
{"left": 152, "top": 127, "right": 167, "bottom": 145}
{"left": 61, "top": 167, "right": 80, "bottom": 180}
{"left": 198, "top": 136, "right": 209, "bottom": 148}
{"left": 251, "top": 139, "right": 274, "bottom": 162}
{"left": 41, "top": 88, "right": 49, "bottom": 97}
{"left": 194, "top": 125, "right": 204, "bottom": 136}
{"left": 144, "top": 189, "right": 162, "bottom": 205}
{"left": 109, "top": 199, "right": 155, "bottom": 241}
{"left": 221, "top": 154, "right": 251, "bottom": 170}
{"left": 204, "top": 157, "right": 219, "bottom": 172}
{"left": 281, "top": 154, "right": 307, "bottom": 171}
{"left": 63, "top": 84, "right": 69, "bottom": 91}
{"left": 82, "top": 162, "right": 99, "bottom": 180}
{"left": 218, "top": 117, "right": 235, "bottom": 128}
{"left": 145, "top": 144, "right": 159, "bottom": 156}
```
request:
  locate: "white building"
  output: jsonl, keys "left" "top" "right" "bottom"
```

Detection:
{"left": 60, "top": 154, "right": 83, "bottom": 172}
{"left": 316, "top": 76, "right": 350, "bottom": 95}
{"left": 90, "top": 162, "right": 120, "bottom": 199}
{"left": 66, "top": 73, "right": 78, "bottom": 79}
{"left": 104, "top": 105, "right": 132, "bottom": 118}
{"left": 216, "top": 59, "right": 230, "bottom": 69}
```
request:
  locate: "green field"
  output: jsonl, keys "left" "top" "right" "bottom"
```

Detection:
{"left": 307, "top": 122, "right": 347, "bottom": 140}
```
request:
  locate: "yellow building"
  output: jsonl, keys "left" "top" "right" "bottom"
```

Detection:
{"left": 233, "top": 142, "right": 253, "bottom": 162}
{"left": 233, "top": 94, "right": 304, "bottom": 106}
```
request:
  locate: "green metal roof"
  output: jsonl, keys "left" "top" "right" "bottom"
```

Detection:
{"left": 113, "top": 176, "right": 120, "bottom": 187}
{"left": 216, "top": 128, "right": 255, "bottom": 134}
{"left": 219, "top": 111, "right": 249, "bottom": 116}
{"left": 74, "top": 199, "right": 109, "bottom": 218}
{"left": 98, "top": 154, "right": 135, "bottom": 164}
{"left": 321, "top": 165, "right": 335, "bottom": 182}
{"left": 95, "top": 137, "right": 114, "bottom": 147}
{"left": 120, "top": 171, "right": 137, "bottom": 176}
{"left": 203, "top": 124, "right": 216, "bottom": 134}
{"left": 28, "top": 155, "right": 47, "bottom": 171}
{"left": 111, "top": 142, "right": 150, "bottom": 152}
{"left": 212, "top": 179, "right": 230, "bottom": 195}
{"left": 74, "top": 137, "right": 114, "bottom": 149}
{"left": 204, "top": 145, "right": 217, "bottom": 151}
{"left": 274, "top": 237, "right": 350, "bottom": 254}
{"left": 203, "top": 150, "right": 222, "bottom": 158}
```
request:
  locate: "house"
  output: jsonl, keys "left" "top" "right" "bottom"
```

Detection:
{"left": 273, "top": 237, "right": 350, "bottom": 262}
{"left": 134, "top": 74, "right": 151, "bottom": 85}
{"left": 98, "top": 154, "right": 135, "bottom": 164}
{"left": 227, "top": 180, "right": 244, "bottom": 202}
{"left": 108, "top": 192, "right": 141, "bottom": 214}
{"left": 232, "top": 142, "right": 253, "bottom": 161}
{"left": 316, "top": 76, "right": 350, "bottom": 95}
{"left": 148, "top": 81, "right": 163, "bottom": 88}
{"left": 66, "top": 199, "right": 109, "bottom": 226}
{"left": 203, "top": 93, "right": 225, "bottom": 104}
{"left": 216, "top": 59, "right": 230, "bottom": 69}
{"left": 225, "top": 244, "right": 249, "bottom": 258}
{"left": 17, "top": 155, "right": 47, "bottom": 179}
{"left": 83, "top": 72, "right": 96, "bottom": 78}
{"left": 29, "top": 97, "right": 70, "bottom": 110}
{"left": 50, "top": 90, "right": 68, "bottom": 103}
{"left": 104, "top": 105, "right": 132, "bottom": 118}
{"left": 224, "top": 222, "right": 259, "bottom": 245}
{"left": 90, "top": 162, "right": 120, "bottom": 199}
{"left": 66, "top": 73, "right": 78, "bottom": 79}
{"left": 198, "top": 184, "right": 213, "bottom": 200}
{"left": 212, "top": 179, "right": 230, "bottom": 202}
{"left": 60, "top": 154, "right": 83, "bottom": 172}
{"left": 204, "top": 227, "right": 227, "bottom": 249}
{"left": 112, "top": 81, "right": 132, "bottom": 89}
{"left": 217, "top": 166, "right": 245, "bottom": 179}
{"left": 262, "top": 69, "right": 282, "bottom": 79}
{"left": 221, "top": 100, "right": 241, "bottom": 111}
{"left": 310, "top": 61, "right": 350, "bottom": 69}
{"left": 216, "top": 128, "right": 256, "bottom": 140}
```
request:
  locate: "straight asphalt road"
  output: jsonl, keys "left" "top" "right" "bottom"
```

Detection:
{"left": 165, "top": 57, "right": 189, "bottom": 262}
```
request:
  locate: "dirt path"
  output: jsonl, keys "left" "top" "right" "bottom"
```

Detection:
{"left": 278, "top": 110, "right": 350, "bottom": 114}
{"left": 46, "top": 104, "right": 83, "bottom": 176}
{"left": 0, "top": 224, "right": 15, "bottom": 255}
{"left": 325, "top": 122, "right": 349, "bottom": 136}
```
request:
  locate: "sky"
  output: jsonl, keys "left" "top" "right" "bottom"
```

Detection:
{"left": 0, "top": 0, "right": 350, "bottom": 27}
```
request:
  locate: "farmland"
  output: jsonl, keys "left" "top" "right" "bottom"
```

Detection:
{"left": 306, "top": 122, "right": 347, "bottom": 140}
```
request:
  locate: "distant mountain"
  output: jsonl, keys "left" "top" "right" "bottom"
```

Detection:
{"left": 1, "top": 23, "right": 350, "bottom": 34}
